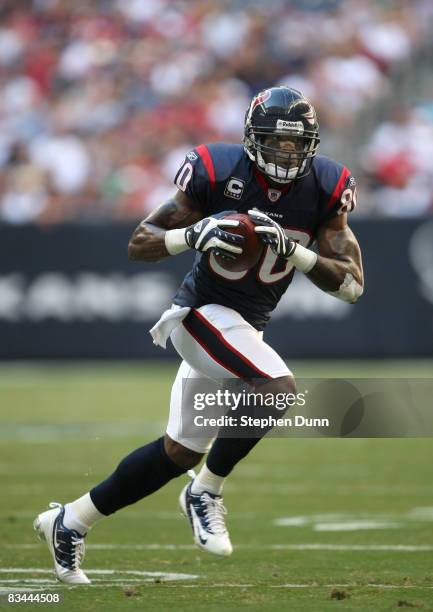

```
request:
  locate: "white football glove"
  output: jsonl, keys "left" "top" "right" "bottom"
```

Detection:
{"left": 185, "top": 216, "right": 243, "bottom": 260}
{"left": 248, "top": 209, "right": 296, "bottom": 258}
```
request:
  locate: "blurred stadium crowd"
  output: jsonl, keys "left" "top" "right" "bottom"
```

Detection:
{"left": 1, "top": 0, "right": 433, "bottom": 225}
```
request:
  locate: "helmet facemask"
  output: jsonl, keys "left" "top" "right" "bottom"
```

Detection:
{"left": 254, "top": 132, "right": 318, "bottom": 183}
{"left": 245, "top": 125, "right": 320, "bottom": 183}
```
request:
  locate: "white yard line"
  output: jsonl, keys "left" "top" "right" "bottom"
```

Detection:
{"left": 270, "top": 584, "right": 433, "bottom": 590}
{"left": 0, "top": 569, "right": 199, "bottom": 580}
{"left": 313, "top": 521, "right": 402, "bottom": 532}
{"left": 5, "top": 543, "right": 433, "bottom": 551}
{"left": 1, "top": 576, "right": 433, "bottom": 591}
{"left": 275, "top": 508, "right": 433, "bottom": 530}
{"left": 1, "top": 581, "right": 433, "bottom": 591}
{"left": 270, "top": 544, "right": 433, "bottom": 551}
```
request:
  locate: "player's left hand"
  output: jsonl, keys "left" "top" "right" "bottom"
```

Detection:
{"left": 248, "top": 209, "right": 296, "bottom": 259}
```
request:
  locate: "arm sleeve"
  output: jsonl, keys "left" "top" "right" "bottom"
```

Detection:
{"left": 173, "top": 147, "right": 214, "bottom": 213}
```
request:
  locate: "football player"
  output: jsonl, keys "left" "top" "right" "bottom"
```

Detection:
{"left": 34, "top": 86, "right": 363, "bottom": 583}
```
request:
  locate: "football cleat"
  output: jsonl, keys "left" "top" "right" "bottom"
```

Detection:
{"left": 33, "top": 502, "right": 90, "bottom": 585}
{"left": 179, "top": 475, "right": 233, "bottom": 557}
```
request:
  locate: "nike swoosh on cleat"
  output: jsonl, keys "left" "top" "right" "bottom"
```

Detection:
{"left": 53, "top": 521, "right": 60, "bottom": 550}
{"left": 190, "top": 506, "right": 208, "bottom": 545}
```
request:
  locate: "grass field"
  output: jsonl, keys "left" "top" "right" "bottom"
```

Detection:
{"left": 1, "top": 360, "right": 433, "bottom": 611}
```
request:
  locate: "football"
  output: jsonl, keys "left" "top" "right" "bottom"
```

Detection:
{"left": 214, "top": 212, "right": 264, "bottom": 272}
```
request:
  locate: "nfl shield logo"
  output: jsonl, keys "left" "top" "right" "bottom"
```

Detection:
{"left": 267, "top": 189, "right": 282, "bottom": 203}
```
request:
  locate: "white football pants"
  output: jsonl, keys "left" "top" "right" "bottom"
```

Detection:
{"left": 163, "top": 303, "right": 291, "bottom": 453}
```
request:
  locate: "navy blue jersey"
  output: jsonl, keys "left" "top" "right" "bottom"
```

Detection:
{"left": 173, "top": 143, "right": 357, "bottom": 330}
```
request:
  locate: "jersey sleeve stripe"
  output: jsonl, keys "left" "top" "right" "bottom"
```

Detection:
{"left": 195, "top": 144, "right": 216, "bottom": 190}
{"left": 182, "top": 309, "right": 272, "bottom": 381}
{"left": 325, "top": 166, "right": 351, "bottom": 212}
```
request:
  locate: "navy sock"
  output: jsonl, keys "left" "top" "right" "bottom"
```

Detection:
{"left": 206, "top": 401, "right": 269, "bottom": 477}
{"left": 206, "top": 389, "right": 291, "bottom": 477}
{"left": 206, "top": 437, "right": 261, "bottom": 477}
{"left": 89, "top": 437, "right": 186, "bottom": 515}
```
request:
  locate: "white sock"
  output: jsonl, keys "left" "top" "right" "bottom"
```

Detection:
{"left": 63, "top": 493, "right": 105, "bottom": 535}
{"left": 191, "top": 465, "right": 225, "bottom": 496}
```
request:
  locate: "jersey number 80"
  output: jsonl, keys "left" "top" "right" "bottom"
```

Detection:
{"left": 209, "top": 228, "right": 311, "bottom": 284}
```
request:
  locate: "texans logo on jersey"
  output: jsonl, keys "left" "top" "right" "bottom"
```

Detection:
{"left": 267, "top": 189, "right": 282, "bottom": 203}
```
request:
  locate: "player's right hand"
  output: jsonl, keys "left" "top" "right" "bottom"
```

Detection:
{"left": 185, "top": 217, "right": 244, "bottom": 260}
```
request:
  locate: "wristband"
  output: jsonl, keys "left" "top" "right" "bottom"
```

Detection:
{"left": 287, "top": 243, "right": 317, "bottom": 273}
{"left": 164, "top": 228, "right": 189, "bottom": 255}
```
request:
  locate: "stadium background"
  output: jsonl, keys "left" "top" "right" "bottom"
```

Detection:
{"left": 1, "top": 0, "right": 433, "bottom": 609}
{"left": 1, "top": 0, "right": 433, "bottom": 359}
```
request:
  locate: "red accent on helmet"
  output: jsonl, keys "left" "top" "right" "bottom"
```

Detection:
{"left": 251, "top": 90, "right": 271, "bottom": 111}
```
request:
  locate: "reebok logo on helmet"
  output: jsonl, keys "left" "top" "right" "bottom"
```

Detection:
{"left": 276, "top": 120, "right": 304, "bottom": 133}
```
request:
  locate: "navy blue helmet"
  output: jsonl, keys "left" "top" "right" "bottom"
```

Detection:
{"left": 244, "top": 86, "right": 320, "bottom": 183}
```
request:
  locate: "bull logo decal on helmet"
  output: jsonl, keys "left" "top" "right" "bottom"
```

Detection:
{"left": 251, "top": 90, "right": 272, "bottom": 111}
